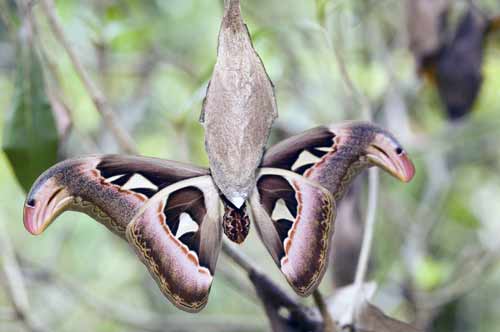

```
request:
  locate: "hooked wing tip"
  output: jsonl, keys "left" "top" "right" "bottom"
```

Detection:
{"left": 398, "top": 152, "right": 416, "bottom": 183}
{"left": 23, "top": 183, "right": 73, "bottom": 236}
{"left": 24, "top": 203, "right": 42, "bottom": 235}
{"left": 364, "top": 131, "right": 416, "bottom": 184}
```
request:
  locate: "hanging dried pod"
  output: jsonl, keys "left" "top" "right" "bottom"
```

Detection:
{"left": 435, "top": 6, "right": 490, "bottom": 119}
{"left": 201, "top": 0, "right": 277, "bottom": 207}
{"left": 405, "top": 0, "right": 450, "bottom": 76}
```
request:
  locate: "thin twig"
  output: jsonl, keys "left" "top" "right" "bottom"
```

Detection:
{"left": 216, "top": 263, "right": 259, "bottom": 304}
{"left": 221, "top": 239, "right": 256, "bottom": 274}
{"left": 20, "top": 257, "right": 264, "bottom": 332}
{"left": 319, "top": 5, "right": 381, "bottom": 328}
{"left": 318, "top": 13, "right": 371, "bottom": 120}
{"left": 0, "top": 0, "right": 16, "bottom": 35}
{"left": 222, "top": 239, "right": 323, "bottom": 331}
{"left": 17, "top": 0, "right": 99, "bottom": 157}
{"left": 352, "top": 169, "right": 379, "bottom": 286}
{"left": 313, "top": 289, "right": 337, "bottom": 332}
{"left": 39, "top": 0, "right": 138, "bottom": 154}
{"left": 0, "top": 219, "right": 46, "bottom": 332}
{"left": 0, "top": 307, "right": 17, "bottom": 320}
{"left": 342, "top": 168, "right": 379, "bottom": 329}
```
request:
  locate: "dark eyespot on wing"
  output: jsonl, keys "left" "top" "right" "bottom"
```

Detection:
{"left": 125, "top": 175, "right": 221, "bottom": 313}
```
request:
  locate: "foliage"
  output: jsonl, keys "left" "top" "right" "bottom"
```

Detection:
{"left": 0, "top": 0, "right": 500, "bottom": 331}
{"left": 2, "top": 44, "right": 58, "bottom": 193}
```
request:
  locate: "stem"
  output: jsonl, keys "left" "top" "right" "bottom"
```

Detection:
{"left": 39, "top": 0, "right": 137, "bottom": 154}
{"left": 352, "top": 169, "right": 379, "bottom": 291}
{"left": 313, "top": 289, "right": 337, "bottom": 332}
{"left": 0, "top": 219, "right": 46, "bottom": 332}
{"left": 319, "top": 4, "right": 380, "bottom": 327}
{"left": 221, "top": 239, "right": 256, "bottom": 274}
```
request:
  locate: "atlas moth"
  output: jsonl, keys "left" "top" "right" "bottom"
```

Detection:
{"left": 24, "top": 121, "right": 414, "bottom": 312}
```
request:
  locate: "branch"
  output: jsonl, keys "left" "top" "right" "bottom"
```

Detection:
{"left": 343, "top": 168, "right": 379, "bottom": 327}
{"left": 221, "top": 240, "right": 256, "bottom": 273}
{"left": 0, "top": 0, "right": 16, "bottom": 36}
{"left": 353, "top": 170, "right": 379, "bottom": 286}
{"left": 313, "top": 290, "right": 336, "bottom": 332}
{"left": 216, "top": 263, "right": 260, "bottom": 304}
{"left": 418, "top": 244, "right": 500, "bottom": 310}
{"left": 222, "top": 240, "right": 322, "bottom": 331}
{"left": 317, "top": 6, "right": 381, "bottom": 329}
{"left": 20, "top": 257, "right": 264, "bottom": 332}
{"left": 0, "top": 219, "right": 47, "bottom": 332}
{"left": 39, "top": 0, "right": 137, "bottom": 154}
{"left": 317, "top": 11, "right": 371, "bottom": 120}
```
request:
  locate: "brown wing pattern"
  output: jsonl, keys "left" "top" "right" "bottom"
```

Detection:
{"left": 257, "top": 122, "right": 414, "bottom": 295}
{"left": 262, "top": 122, "right": 414, "bottom": 201}
{"left": 23, "top": 155, "right": 208, "bottom": 237}
{"left": 23, "top": 155, "right": 221, "bottom": 312}
{"left": 250, "top": 168, "right": 335, "bottom": 296}
{"left": 126, "top": 175, "right": 222, "bottom": 312}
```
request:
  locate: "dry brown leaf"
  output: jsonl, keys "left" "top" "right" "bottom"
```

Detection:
{"left": 328, "top": 282, "right": 377, "bottom": 325}
{"left": 353, "top": 301, "right": 422, "bottom": 332}
{"left": 406, "top": 0, "right": 450, "bottom": 68}
{"left": 331, "top": 180, "right": 365, "bottom": 288}
{"left": 328, "top": 283, "right": 421, "bottom": 332}
{"left": 201, "top": 0, "right": 277, "bottom": 207}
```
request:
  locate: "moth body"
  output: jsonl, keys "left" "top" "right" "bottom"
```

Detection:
{"left": 222, "top": 198, "right": 250, "bottom": 244}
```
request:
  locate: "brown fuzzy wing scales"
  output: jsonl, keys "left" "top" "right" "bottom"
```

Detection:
{"left": 126, "top": 175, "right": 222, "bottom": 312}
{"left": 262, "top": 123, "right": 377, "bottom": 201}
{"left": 23, "top": 155, "right": 209, "bottom": 238}
{"left": 250, "top": 168, "right": 335, "bottom": 296}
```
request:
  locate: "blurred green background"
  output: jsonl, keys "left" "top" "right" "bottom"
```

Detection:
{"left": 1, "top": 0, "right": 500, "bottom": 331}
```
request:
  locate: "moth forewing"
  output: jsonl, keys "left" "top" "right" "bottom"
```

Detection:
{"left": 201, "top": 0, "right": 277, "bottom": 207}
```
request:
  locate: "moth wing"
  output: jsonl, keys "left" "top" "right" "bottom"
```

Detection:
{"left": 249, "top": 168, "right": 335, "bottom": 296}
{"left": 23, "top": 155, "right": 209, "bottom": 238}
{"left": 126, "top": 175, "right": 222, "bottom": 312}
{"left": 261, "top": 126, "right": 341, "bottom": 196}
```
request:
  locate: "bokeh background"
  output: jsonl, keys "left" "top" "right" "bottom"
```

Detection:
{"left": 1, "top": 0, "right": 500, "bottom": 331}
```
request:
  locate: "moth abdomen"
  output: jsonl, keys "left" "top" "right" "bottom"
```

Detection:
{"left": 222, "top": 198, "right": 250, "bottom": 244}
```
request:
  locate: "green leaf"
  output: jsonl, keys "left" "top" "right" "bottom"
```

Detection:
{"left": 414, "top": 257, "right": 452, "bottom": 291}
{"left": 2, "top": 46, "right": 59, "bottom": 193}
